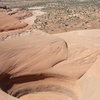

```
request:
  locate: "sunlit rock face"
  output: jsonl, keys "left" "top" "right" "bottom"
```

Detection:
{"left": 0, "top": 30, "right": 69, "bottom": 100}
{"left": 53, "top": 29, "right": 100, "bottom": 100}
{"left": 53, "top": 29, "right": 100, "bottom": 79}
{"left": 0, "top": 12, "right": 27, "bottom": 32}
{"left": 78, "top": 56, "right": 100, "bottom": 100}
{"left": 0, "top": 29, "right": 100, "bottom": 100}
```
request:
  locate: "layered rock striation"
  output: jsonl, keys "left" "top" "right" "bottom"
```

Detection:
{"left": 0, "top": 11, "right": 100, "bottom": 100}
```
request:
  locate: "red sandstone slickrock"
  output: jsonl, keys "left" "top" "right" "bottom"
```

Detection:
{"left": 0, "top": 13, "right": 28, "bottom": 32}
{"left": 0, "top": 9, "right": 100, "bottom": 100}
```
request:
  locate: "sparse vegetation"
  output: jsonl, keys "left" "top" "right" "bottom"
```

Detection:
{"left": 0, "top": 0, "right": 100, "bottom": 33}
{"left": 33, "top": 0, "right": 100, "bottom": 33}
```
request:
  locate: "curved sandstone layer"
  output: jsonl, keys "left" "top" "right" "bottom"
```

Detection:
{"left": 0, "top": 29, "right": 100, "bottom": 100}
{"left": 8, "top": 9, "right": 33, "bottom": 20}
{"left": 0, "top": 31, "right": 69, "bottom": 100}
{"left": 17, "top": 30, "right": 100, "bottom": 100}
{"left": 79, "top": 56, "right": 100, "bottom": 100}
{"left": 0, "top": 12, "right": 28, "bottom": 32}
{"left": 0, "top": 31, "right": 68, "bottom": 78}
{"left": 0, "top": 89, "right": 18, "bottom": 100}
{"left": 52, "top": 29, "right": 100, "bottom": 79}
{"left": 20, "top": 92, "right": 72, "bottom": 100}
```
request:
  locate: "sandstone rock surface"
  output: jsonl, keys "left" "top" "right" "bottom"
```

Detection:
{"left": 20, "top": 92, "right": 72, "bottom": 100}
{"left": 8, "top": 9, "right": 33, "bottom": 20}
{"left": 0, "top": 30, "right": 68, "bottom": 100}
{"left": 52, "top": 29, "right": 100, "bottom": 79}
{"left": 0, "top": 29, "right": 100, "bottom": 100}
{"left": 79, "top": 56, "right": 100, "bottom": 100}
{"left": 19, "top": 29, "right": 100, "bottom": 100}
{"left": 0, "top": 12, "right": 27, "bottom": 32}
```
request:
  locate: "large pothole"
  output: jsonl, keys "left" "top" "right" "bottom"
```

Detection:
{"left": 0, "top": 74, "right": 79, "bottom": 100}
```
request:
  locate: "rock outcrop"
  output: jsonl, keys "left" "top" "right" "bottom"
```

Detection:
{"left": 8, "top": 9, "right": 33, "bottom": 20}
{"left": 53, "top": 29, "right": 100, "bottom": 79}
{"left": 0, "top": 30, "right": 69, "bottom": 100}
{"left": 78, "top": 56, "right": 100, "bottom": 100}
{"left": 0, "top": 12, "right": 28, "bottom": 32}
{"left": 0, "top": 29, "right": 100, "bottom": 100}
